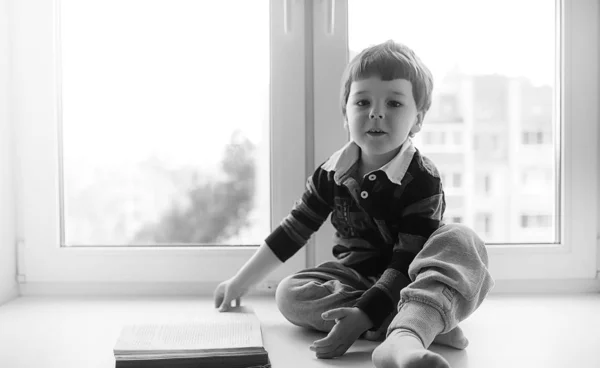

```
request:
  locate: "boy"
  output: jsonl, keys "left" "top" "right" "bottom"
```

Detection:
{"left": 214, "top": 40, "right": 494, "bottom": 368}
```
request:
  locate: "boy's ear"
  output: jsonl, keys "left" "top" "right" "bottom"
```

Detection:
{"left": 411, "top": 112, "right": 424, "bottom": 135}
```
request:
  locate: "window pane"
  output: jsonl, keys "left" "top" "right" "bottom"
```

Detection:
{"left": 349, "top": 0, "right": 557, "bottom": 244}
{"left": 59, "top": 0, "right": 270, "bottom": 246}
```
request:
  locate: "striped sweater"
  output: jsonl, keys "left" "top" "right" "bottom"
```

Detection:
{"left": 265, "top": 139, "right": 445, "bottom": 329}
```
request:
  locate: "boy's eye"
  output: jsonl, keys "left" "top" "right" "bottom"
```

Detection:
{"left": 388, "top": 101, "right": 403, "bottom": 108}
{"left": 356, "top": 100, "right": 370, "bottom": 107}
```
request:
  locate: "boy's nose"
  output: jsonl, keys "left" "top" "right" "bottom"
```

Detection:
{"left": 369, "top": 112, "right": 384, "bottom": 119}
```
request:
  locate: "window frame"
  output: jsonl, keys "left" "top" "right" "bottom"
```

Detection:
{"left": 312, "top": 0, "right": 599, "bottom": 283}
{"left": 12, "top": 0, "right": 309, "bottom": 293}
{"left": 11, "top": 0, "right": 599, "bottom": 294}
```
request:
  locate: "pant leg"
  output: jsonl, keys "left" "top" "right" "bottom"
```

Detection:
{"left": 387, "top": 223, "right": 495, "bottom": 348}
{"left": 275, "top": 261, "right": 375, "bottom": 332}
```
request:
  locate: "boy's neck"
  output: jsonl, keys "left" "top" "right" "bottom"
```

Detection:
{"left": 356, "top": 160, "right": 379, "bottom": 179}
{"left": 358, "top": 146, "right": 402, "bottom": 177}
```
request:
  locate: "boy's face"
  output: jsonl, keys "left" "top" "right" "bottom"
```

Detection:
{"left": 345, "top": 76, "right": 423, "bottom": 163}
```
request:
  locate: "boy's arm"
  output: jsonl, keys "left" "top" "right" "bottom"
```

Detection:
{"left": 215, "top": 242, "right": 283, "bottom": 311}
{"left": 353, "top": 177, "right": 445, "bottom": 331}
{"left": 263, "top": 166, "right": 333, "bottom": 262}
{"left": 232, "top": 166, "right": 333, "bottom": 287}
{"left": 230, "top": 241, "right": 284, "bottom": 290}
{"left": 231, "top": 162, "right": 336, "bottom": 288}
{"left": 216, "top": 167, "right": 333, "bottom": 310}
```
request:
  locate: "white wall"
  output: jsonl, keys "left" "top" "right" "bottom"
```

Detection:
{"left": 0, "top": 0, "right": 18, "bottom": 306}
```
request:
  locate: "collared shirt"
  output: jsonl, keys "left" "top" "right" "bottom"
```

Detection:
{"left": 322, "top": 138, "right": 414, "bottom": 186}
{"left": 265, "top": 139, "right": 445, "bottom": 329}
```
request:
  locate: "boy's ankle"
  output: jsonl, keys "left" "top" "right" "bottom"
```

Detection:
{"left": 387, "top": 301, "right": 445, "bottom": 348}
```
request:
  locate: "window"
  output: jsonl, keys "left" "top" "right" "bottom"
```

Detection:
{"left": 452, "top": 173, "right": 463, "bottom": 189}
{"left": 59, "top": 0, "right": 271, "bottom": 247}
{"left": 450, "top": 216, "right": 463, "bottom": 224}
{"left": 440, "top": 170, "right": 463, "bottom": 191}
{"left": 13, "top": 0, "right": 308, "bottom": 285}
{"left": 348, "top": 0, "right": 557, "bottom": 244}
{"left": 522, "top": 130, "right": 551, "bottom": 145}
{"left": 11, "top": 0, "right": 599, "bottom": 288}
{"left": 313, "top": 0, "right": 598, "bottom": 281}
{"left": 520, "top": 214, "right": 553, "bottom": 228}
{"left": 476, "top": 213, "right": 493, "bottom": 236}
{"left": 476, "top": 173, "right": 493, "bottom": 196}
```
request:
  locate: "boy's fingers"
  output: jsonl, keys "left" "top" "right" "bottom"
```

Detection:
{"left": 321, "top": 308, "right": 348, "bottom": 320}
{"left": 316, "top": 343, "right": 348, "bottom": 359}
{"left": 214, "top": 294, "right": 223, "bottom": 309}
{"left": 218, "top": 301, "right": 231, "bottom": 312}
{"left": 310, "top": 342, "right": 339, "bottom": 355}
{"left": 312, "top": 336, "right": 335, "bottom": 348}
{"left": 218, "top": 292, "right": 232, "bottom": 312}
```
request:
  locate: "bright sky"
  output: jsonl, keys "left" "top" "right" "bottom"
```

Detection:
{"left": 349, "top": 0, "right": 555, "bottom": 87}
{"left": 61, "top": 0, "right": 270, "bottom": 170}
{"left": 60, "top": 0, "right": 555, "bottom": 169}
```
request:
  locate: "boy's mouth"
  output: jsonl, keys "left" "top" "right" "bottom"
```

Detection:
{"left": 367, "top": 129, "right": 386, "bottom": 136}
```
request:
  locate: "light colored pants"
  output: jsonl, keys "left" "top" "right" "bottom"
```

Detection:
{"left": 275, "top": 223, "right": 495, "bottom": 347}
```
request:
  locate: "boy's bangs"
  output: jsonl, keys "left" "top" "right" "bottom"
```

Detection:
{"left": 351, "top": 53, "right": 416, "bottom": 82}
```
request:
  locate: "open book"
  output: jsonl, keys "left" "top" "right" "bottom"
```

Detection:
{"left": 113, "top": 311, "right": 269, "bottom": 368}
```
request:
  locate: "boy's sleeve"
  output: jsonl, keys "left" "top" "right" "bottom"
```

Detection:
{"left": 354, "top": 173, "right": 445, "bottom": 330}
{"left": 264, "top": 166, "right": 333, "bottom": 262}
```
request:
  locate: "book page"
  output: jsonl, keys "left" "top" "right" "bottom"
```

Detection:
{"left": 114, "top": 312, "right": 264, "bottom": 353}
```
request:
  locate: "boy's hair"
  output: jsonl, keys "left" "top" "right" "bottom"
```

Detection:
{"left": 340, "top": 40, "right": 434, "bottom": 118}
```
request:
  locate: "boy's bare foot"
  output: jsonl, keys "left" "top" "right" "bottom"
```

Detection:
{"left": 372, "top": 329, "right": 450, "bottom": 368}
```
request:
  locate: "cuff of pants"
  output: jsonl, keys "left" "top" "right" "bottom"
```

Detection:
{"left": 386, "top": 301, "right": 445, "bottom": 348}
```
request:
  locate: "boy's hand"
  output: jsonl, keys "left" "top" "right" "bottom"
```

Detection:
{"left": 309, "top": 307, "right": 373, "bottom": 359}
{"left": 213, "top": 278, "right": 246, "bottom": 312}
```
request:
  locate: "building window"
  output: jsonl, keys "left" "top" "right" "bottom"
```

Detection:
{"left": 522, "top": 130, "right": 551, "bottom": 145}
{"left": 520, "top": 214, "right": 552, "bottom": 228}
{"left": 484, "top": 174, "right": 491, "bottom": 195}
{"left": 453, "top": 173, "right": 462, "bottom": 188}
{"left": 476, "top": 213, "right": 492, "bottom": 235}
{"left": 537, "top": 131, "right": 544, "bottom": 144}
{"left": 441, "top": 170, "right": 463, "bottom": 190}
{"left": 450, "top": 216, "right": 463, "bottom": 224}
{"left": 440, "top": 132, "right": 446, "bottom": 145}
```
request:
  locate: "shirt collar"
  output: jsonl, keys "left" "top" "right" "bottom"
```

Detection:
{"left": 321, "top": 139, "right": 416, "bottom": 186}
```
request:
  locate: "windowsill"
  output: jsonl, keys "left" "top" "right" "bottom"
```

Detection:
{"left": 1, "top": 294, "right": 599, "bottom": 367}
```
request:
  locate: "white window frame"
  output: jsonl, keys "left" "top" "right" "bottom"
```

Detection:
{"left": 312, "top": 0, "right": 599, "bottom": 285}
{"left": 11, "top": 0, "right": 600, "bottom": 294}
{"left": 12, "top": 0, "right": 309, "bottom": 294}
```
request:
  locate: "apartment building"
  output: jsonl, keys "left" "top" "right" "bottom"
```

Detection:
{"left": 416, "top": 72, "right": 555, "bottom": 244}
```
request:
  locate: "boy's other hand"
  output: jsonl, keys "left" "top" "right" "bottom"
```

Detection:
{"left": 213, "top": 278, "right": 245, "bottom": 312}
{"left": 309, "top": 307, "right": 373, "bottom": 359}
